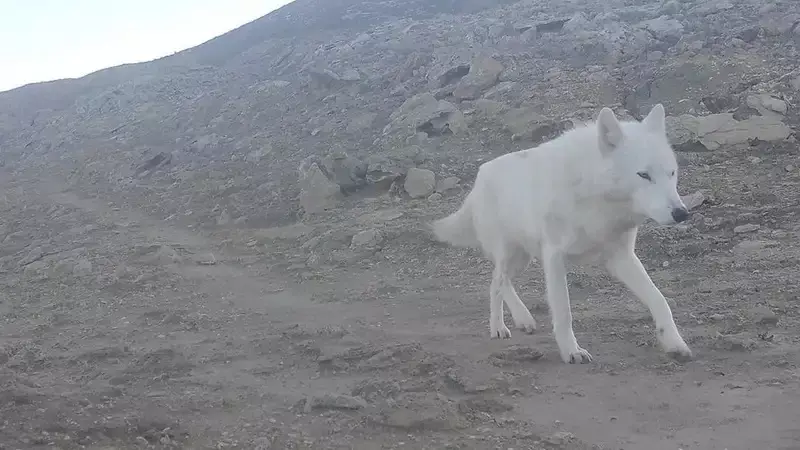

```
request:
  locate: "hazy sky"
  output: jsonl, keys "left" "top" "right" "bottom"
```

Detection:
{"left": 0, "top": 0, "right": 294, "bottom": 92}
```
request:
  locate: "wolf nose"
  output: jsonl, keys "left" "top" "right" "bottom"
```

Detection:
{"left": 671, "top": 207, "right": 689, "bottom": 223}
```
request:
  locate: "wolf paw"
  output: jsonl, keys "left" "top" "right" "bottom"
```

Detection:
{"left": 560, "top": 346, "right": 593, "bottom": 364}
{"left": 513, "top": 316, "right": 537, "bottom": 334}
{"left": 659, "top": 332, "right": 692, "bottom": 362}
{"left": 490, "top": 323, "right": 512, "bottom": 339}
{"left": 665, "top": 344, "right": 693, "bottom": 362}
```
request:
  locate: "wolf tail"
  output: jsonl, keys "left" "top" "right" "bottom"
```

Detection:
{"left": 430, "top": 193, "right": 479, "bottom": 248}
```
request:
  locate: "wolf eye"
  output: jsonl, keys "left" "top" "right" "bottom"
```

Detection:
{"left": 637, "top": 171, "right": 651, "bottom": 181}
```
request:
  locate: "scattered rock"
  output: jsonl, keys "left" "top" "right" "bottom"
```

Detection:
{"left": 404, "top": 168, "right": 436, "bottom": 198}
{"left": 19, "top": 246, "right": 44, "bottom": 267}
{"left": 666, "top": 113, "right": 792, "bottom": 151}
{"left": 452, "top": 56, "right": 504, "bottom": 100}
{"left": 734, "top": 223, "right": 760, "bottom": 234}
{"left": 374, "top": 393, "right": 468, "bottom": 431}
{"left": 303, "top": 394, "right": 366, "bottom": 412}
{"left": 386, "top": 93, "right": 467, "bottom": 137}
{"left": 435, "top": 176, "right": 460, "bottom": 193}
{"left": 751, "top": 306, "right": 779, "bottom": 326}
{"left": 308, "top": 67, "right": 358, "bottom": 89}
{"left": 457, "top": 396, "right": 514, "bottom": 414}
{"left": 216, "top": 209, "right": 231, "bottom": 226}
{"left": 682, "top": 191, "right": 707, "bottom": 210}
{"left": 245, "top": 146, "right": 272, "bottom": 163}
{"left": 639, "top": 16, "right": 684, "bottom": 43}
{"left": 714, "top": 333, "right": 758, "bottom": 352}
{"left": 71, "top": 258, "right": 93, "bottom": 277}
{"left": 427, "top": 192, "right": 443, "bottom": 202}
{"left": 501, "top": 107, "right": 572, "bottom": 144}
{"left": 298, "top": 160, "right": 341, "bottom": 214}
{"left": 544, "top": 431, "right": 581, "bottom": 446}
{"left": 321, "top": 153, "right": 368, "bottom": 194}
{"left": 791, "top": 75, "right": 800, "bottom": 91}
{"left": 351, "top": 229, "right": 383, "bottom": 249}
{"left": 134, "top": 152, "right": 172, "bottom": 177}
{"left": 195, "top": 253, "right": 217, "bottom": 265}
{"left": 746, "top": 93, "right": 788, "bottom": 117}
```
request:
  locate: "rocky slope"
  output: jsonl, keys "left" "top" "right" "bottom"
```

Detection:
{"left": 0, "top": 0, "right": 797, "bottom": 228}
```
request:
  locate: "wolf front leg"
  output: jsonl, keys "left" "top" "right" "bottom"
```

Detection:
{"left": 605, "top": 249, "right": 693, "bottom": 361}
{"left": 541, "top": 247, "right": 593, "bottom": 364}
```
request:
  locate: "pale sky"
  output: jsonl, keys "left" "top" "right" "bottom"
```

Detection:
{"left": 0, "top": 0, "right": 295, "bottom": 92}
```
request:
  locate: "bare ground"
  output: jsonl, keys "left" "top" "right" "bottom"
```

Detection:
{"left": 2, "top": 133, "right": 800, "bottom": 450}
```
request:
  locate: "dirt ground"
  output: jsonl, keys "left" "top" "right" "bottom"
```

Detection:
{"left": 2, "top": 130, "right": 800, "bottom": 450}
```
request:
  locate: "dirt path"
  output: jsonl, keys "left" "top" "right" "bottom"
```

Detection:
{"left": 2, "top": 170, "right": 800, "bottom": 449}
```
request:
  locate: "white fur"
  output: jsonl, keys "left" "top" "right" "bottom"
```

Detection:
{"left": 432, "top": 104, "right": 692, "bottom": 364}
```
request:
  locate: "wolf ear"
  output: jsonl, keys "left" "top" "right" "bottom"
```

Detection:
{"left": 641, "top": 103, "right": 666, "bottom": 134}
{"left": 597, "top": 107, "right": 623, "bottom": 155}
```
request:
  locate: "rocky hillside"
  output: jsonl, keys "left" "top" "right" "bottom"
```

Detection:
{"left": 1, "top": 0, "right": 798, "bottom": 230}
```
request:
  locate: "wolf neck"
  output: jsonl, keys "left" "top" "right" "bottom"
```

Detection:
{"left": 572, "top": 166, "right": 644, "bottom": 230}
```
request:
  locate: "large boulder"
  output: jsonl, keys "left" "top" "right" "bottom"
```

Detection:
{"left": 666, "top": 113, "right": 792, "bottom": 151}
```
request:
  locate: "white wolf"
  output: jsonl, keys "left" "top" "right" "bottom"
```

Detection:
{"left": 432, "top": 104, "right": 693, "bottom": 364}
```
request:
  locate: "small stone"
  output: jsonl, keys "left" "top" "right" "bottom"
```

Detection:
{"left": 785, "top": 164, "right": 795, "bottom": 172}
{"left": 435, "top": 176, "right": 460, "bottom": 193}
{"left": 752, "top": 306, "right": 779, "bottom": 326}
{"left": 734, "top": 224, "right": 760, "bottom": 234}
{"left": 307, "top": 394, "right": 367, "bottom": 411}
{"left": 428, "top": 193, "right": 443, "bottom": 202}
{"left": 72, "top": 258, "right": 93, "bottom": 276}
{"left": 404, "top": 168, "right": 436, "bottom": 198}
{"left": 196, "top": 253, "right": 217, "bottom": 265}
{"left": 746, "top": 93, "right": 788, "bottom": 116}
{"left": 715, "top": 334, "right": 757, "bottom": 352}
{"left": 545, "top": 431, "right": 578, "bottom": 445}
{"left": 791, "top": 75, "right": 800, "bottom": 92}
{"left": 19, "top": 246, "right": 44, "bottom": 266}
{"left": 681, "top": 191, "right": 706, "bottom": 211}
{"left": 351, "top": 229, "right": 383, "bottom": 249}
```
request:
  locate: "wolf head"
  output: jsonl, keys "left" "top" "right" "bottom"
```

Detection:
{"left": 596, "top": 104, "right": 689, "bottom": 226}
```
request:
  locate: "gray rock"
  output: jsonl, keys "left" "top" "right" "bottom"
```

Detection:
{"left": 751, "top": 305, "right": 779, "bottom": 326}
{"left": 321, "top": 153, "right": 368, "bottom": 193}
{"left": 435, "top": 176, "right": 460, "bottom": 193}
{"left": 298, "top": 160, "right": 341, "bottom": 214}
{"left": 639, "top": 16, "right": 684, "bottom": 42}
{"left": 791, "top": 76, "right": 800, "bottom": 91}
{"left": 666, "top": 113, "right": 792, "bottom": 151}
{"left": 19, "top": 246, "right": 44, "bottom": 267}
{"left": 72, "top": 258, "right": 93, "bottom": 277}
{"left": 351, "top": 229, "right": 383, "bottom": 249}
{"left": 746, "top": 94, "right": 788, "bottom": 116}
{"left": 734, "top": 224, "right": 760, "bottom": 234}
{"left": 682, "top": 191, "right": 707, "bottom": 210}
{"left": 452, "top": 56, "right": 504, "bottom": 100}
{"left": 339, "top": 68, "right": 361, "bottom": 81}
{"left": 404, "top": 168, "right": 436, "bottom": 198}
{"left": 386, "top": 93, "right": 467, "bottom": 137}
{"left": 374, "top": 393, "right": 468, "bottom": 431}
{"left": 501, "top": 107, "right": 572, "bottom": 144}
{"left": 304, "top": 394, "right": 367, "bottom": 412}
{"left": 307, "top": 67, "right": 344, "bottom": 89}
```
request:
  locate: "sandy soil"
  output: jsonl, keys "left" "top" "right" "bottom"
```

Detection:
{"left": 2, "top": 138, "right": 800, "bottom": 450}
